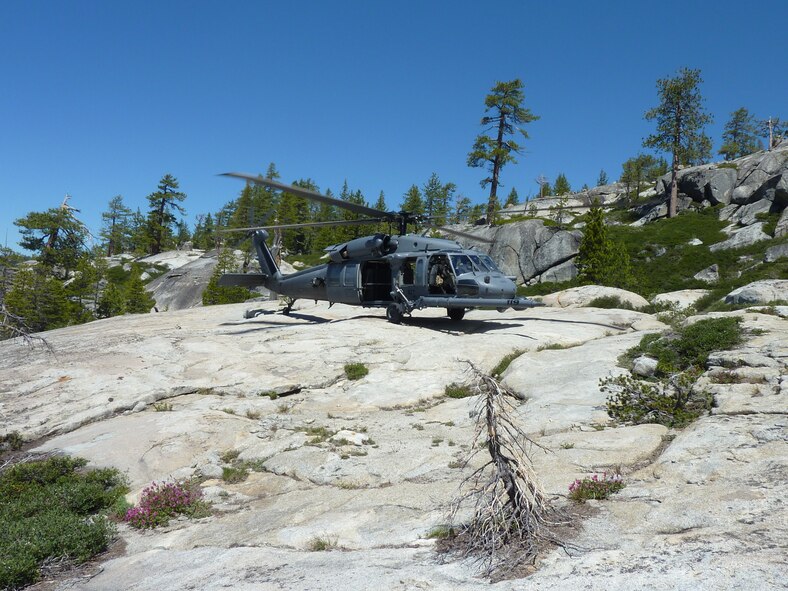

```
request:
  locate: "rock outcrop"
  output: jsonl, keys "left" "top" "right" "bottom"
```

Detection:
{"left": 0, "top": 300, "right": 785, "bottom": 590}
{"left": 449, "top": 219, "right": 582, "bottom": 284}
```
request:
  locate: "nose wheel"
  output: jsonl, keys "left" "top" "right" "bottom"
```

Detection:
{"left": 447, "top": 308, "right": 465, "bottom": 321}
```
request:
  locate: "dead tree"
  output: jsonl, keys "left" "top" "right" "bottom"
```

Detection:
{"left": 0, "top": 302, "right": 52, "bottom": 351}
{"left": 444, "top": 363, "right": 565, "bottom": 576}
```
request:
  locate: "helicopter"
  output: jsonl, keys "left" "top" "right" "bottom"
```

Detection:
{"left": 218, "top": 173, "right": 543, "bottom": 323}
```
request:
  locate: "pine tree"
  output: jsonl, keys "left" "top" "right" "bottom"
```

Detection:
{"left": 553, "top": 173, "right": 572, "bottom": 195}
{"left": 422, "top": 173, "right": 455, "bottom": 226}
{"left": 467, "top": 79, "right": 539, "bottom": 222}
{"left": 718, "top": 107, "right": 763, "bottom": 160}
{"left": 400, "top": 185, "right": 425, "bottom": 216}
{"left": 124, "top": 269, "right": 155, "bottom": 313}
{"left": 100, "top": 195, "right": 132, "bottom": 256}
{"left": 96, "top": 282, "right": 125, "bottom": 318}
{"left": 202, "top": 248, "right": 252, "bottom": 306}
{"left": 146, "top": 174, "right": 186, "bottom": 254}
{"left": 14, "top": 202, "right": 88, "bottom": 277}
{"left": 644, "top": 68, "right": 712, "bottom": 217}
{"left": 4, "top": 267, "right": 71, "bottom": 332}
{"left": 504, "top": 187, "right": 519, "bottom": 207}
{"left": 576, "top": 205, "right": 631, "bottom": 287}
{"left": 620, "top": 154, "right": 668, "bottom": 201}
{"left": 597, "top": 170, "right": 609, "bottom": 186}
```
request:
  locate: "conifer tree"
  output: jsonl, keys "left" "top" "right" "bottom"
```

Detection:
{"left": 146, "top": 174, "right": 186, "bottom": 254}
{"left": 576, "top": 205, "right": 631, "bottom": 287}
{"left": 597, "top": 170, "right": 609, "bottom": 186}
{"left": 504, "top": 187, "right": 519, "bottom": 207}
{"left": 400, "top": 185, "right": 425, "bottom": 216}
{"left": 100, "top": 195, "right": 132, "bottom": 256}
{"left": 97, "top": 282, "right": 125, "bottom": 318}
{"left": 644, "top": 68, "right": 712, "bottom": 217}
{"left": 202, "top": 248, "right": 252, "bottom": 306}
{"left": 14, "top": 201, "right": 88, "bottom": 277}
{"left": 553, "top": 173, "right": 572, "bottom": 195}
{"left": 719, "top": 107, "right": 762, "bottom": 160}
{"left": 124, "top": 269, "right": 155, "bottom": 313}
{"left": 467, "top": 79, "right": 538, "bottom": 222}
{"left": 4, "top": 267, "right": 71, "bottom": 332}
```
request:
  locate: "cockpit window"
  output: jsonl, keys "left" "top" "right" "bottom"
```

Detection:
{"left": 468, "top": 254, "right": 490, "bottom": 271}
{"left": 480, "top": 255, "right": 501, "bottom": 272}
{"left": 449, "top": 254, "right": 474, "bottom": 275}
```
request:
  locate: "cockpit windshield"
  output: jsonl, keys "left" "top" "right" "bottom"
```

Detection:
{"left": 449, "top": 254, "right": 474, "bottom": 275}
{"left": 480, "top": 255, "right": 501, "bottom": 273}
{"left": 468, "top": 254, "right": 490, "bottom": 271}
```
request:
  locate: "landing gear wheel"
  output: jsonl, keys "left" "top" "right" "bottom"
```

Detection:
{"left": 447, "top": 308, "right": 465, "bottom": 321}
{"left": 386, "top": 304, "right": 403, "bottom": 324}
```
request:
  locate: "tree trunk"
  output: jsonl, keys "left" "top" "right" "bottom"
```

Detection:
{"left": 669, "top": 150, "right": 679, "bottom": 218}
{"left": 487, "top": 117, "right": 506, "bottom": 223}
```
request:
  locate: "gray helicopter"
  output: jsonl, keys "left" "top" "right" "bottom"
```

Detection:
{"left": 218, "top": 173, "right": 542, "bottom": 323}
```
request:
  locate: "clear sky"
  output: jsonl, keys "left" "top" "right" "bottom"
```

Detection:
{"left": 2, "top": 0, "right": 786, "bottom": 252}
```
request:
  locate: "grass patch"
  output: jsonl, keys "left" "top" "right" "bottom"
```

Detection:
{"left": 444, "top": 383, "right": 473, "bottom": 399}
{"left": 536, "top": 342, "right": 579, "bottom": 351}
{"left": 425, "top": 524, "right": 456, "bottom": 539}
{"left": 344, "top": 363, "right": 369, "bottom": 381}
{"left": 0, "top": 456, "right": 129, "bottom": 589}
{"left": 491, "top": 349, "right": 525, "bottom": 378}
{"left": 153, "top": 401, "right": 173, "bottom": 412}
{"left": 221, "top": 465, "right": 249, "bottom": 484}
{"left": 307, "top": 535, "right": 337, "bottom": 551}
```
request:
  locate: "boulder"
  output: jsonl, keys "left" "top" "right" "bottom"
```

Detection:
{"left": 709, "top": 223, "right": 771, "bottom": 252}
{"left": 541, "top": 285, "right": 650, "bottom": 309}
{"left": 775, "top": 208, "right": 788, "bottom": 238}
{"left": 687, "top": 238, "right": 703, "bottom": 246}
{"left": 728, "top": 199, "right": 773, "bottom": 226}
{"left": 724, "top": 279, "right": 788, "bottom": 305}
{"left": 652, "top": 289, "right": 710, "bottom": 310}
{"left": 693, "top": 264, "right": 719, "bottom": 283}
{"left": 454, "top": 220, "right": 581, "bottom": 285}
{"left": 764, "top": 244, "right": 788, "bottom": 263}
{"left": 632, "top": 355, "right": 658, "bottom": 377}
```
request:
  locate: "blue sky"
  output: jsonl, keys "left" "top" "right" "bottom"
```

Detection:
{"left": 2, "top": 0, "right": 786, "bottom": 252}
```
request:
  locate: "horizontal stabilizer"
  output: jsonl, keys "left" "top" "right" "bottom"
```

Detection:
{"left": 218, "top": 273, "right": 267, "bottom": 288}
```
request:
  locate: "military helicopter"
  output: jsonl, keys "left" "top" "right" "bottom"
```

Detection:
{"left": 218, "top": 172, "right": 542, "bottom": 323}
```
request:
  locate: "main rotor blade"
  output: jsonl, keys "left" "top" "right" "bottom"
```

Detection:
{"left": 218, "top": 217, "right": 385, "bottom": 233}
{"left": 222, "top": 172, "right": 393, "bottom": 219}
{"left": 434, "top": 226, "right": 495, "bottom": 244}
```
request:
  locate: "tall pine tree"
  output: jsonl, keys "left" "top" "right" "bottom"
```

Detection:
{"left": 644, "top": 68, "right": 712, "bottom": 217}
{"left": 467, "top": 79, "right": 538, "bottom": 222}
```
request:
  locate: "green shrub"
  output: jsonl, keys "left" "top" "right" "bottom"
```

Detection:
{"left": 344, "top": 363, "right": 369, "bottom": 380}
{"left": 602, "top": 371, "right": 712, "bottom": 427}
{"left": 586, "top": 295, "right": 637, "bottom": 310}
{"left": 630, "top": 317, "right": 743, "bottom": 375}
{"left": 0, "top": 456, "right": 128, "bottom": 589}
{"left": 444, "top": 383, "right": 473, "bottom": 399}
{"left": 0, "top": 431, "right": 24, "bottom": 452}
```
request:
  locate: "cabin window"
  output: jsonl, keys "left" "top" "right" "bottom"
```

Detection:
{"left": 327, "top": 264, "right": 341, "bottom": 287}
{"left": 416, "top": 258, "right": 426, "bottom": 285}
{"left": 342, "top": 263, "right": 358, "bottom": 287}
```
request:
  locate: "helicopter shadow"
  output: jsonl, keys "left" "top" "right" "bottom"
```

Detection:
{"left": 516, "top": 316, "right": 630, "bottom": 332}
